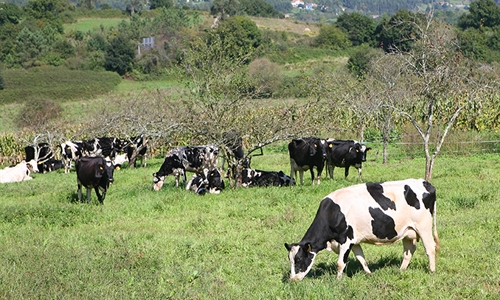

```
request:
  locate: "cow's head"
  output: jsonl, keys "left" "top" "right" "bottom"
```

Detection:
{"left": 97, "top": 158, "right": 115, "bottom": 186}
{"left": 26, "top": 159, "right": 39, "bottom": 173}
{"left": 353, "top": 143, "right": 371, "bottom": 162}
{"left": 152, "top": 172, "right": 165, "bottom": 191}
{"left": 284, "top": 242, "right": 317, "bottom": 281}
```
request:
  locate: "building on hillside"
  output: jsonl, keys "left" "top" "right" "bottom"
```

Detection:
{"left": 291, "top": 0, "right": 304, "bottom": 7}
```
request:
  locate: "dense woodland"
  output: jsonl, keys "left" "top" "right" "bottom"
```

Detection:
{"left": 2, "top": 0, "right": 500, "bottom": 180}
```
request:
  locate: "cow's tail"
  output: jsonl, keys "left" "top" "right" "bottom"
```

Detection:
{"left": 433, "top": 201, "right": 440, "bottom": 253}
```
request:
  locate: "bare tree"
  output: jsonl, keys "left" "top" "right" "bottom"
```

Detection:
{"left": 388, "top": 11, "right": 498, "bottom": 180}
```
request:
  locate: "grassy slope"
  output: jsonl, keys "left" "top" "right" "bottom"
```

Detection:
{"left": 0, "top": 151, "right": 498, "bottom": 298}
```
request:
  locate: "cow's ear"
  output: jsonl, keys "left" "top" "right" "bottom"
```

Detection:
{"left": 306, "top": 243, "right": 312, "bottom": 253}
{"left": 285, "top": 243, "right": 292, "bottom": 251}
{"left": 366, "top": 147, "right": 372, "bottom": 151}
{"left": 95, "top": 165, "right": 104, "bottom": 178}
{"left": 329, "top": 144, "right": 333, "bottom": 148}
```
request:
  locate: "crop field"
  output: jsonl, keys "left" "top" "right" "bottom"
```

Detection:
{"left": 0, "top": 148, "right": 499, "bottom": 299}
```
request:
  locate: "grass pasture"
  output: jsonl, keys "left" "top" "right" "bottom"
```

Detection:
{"left": 0, "top": 151, "right": 499, "bottom": 299}
{"left": 64, "top": 18, "right": 129, "bottom": 32}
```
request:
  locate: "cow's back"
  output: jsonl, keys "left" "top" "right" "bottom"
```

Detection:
{"left": 326, "top": 179, "right": 435, "bottom": 243}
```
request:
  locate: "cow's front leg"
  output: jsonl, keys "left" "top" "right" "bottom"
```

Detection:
{"left": 351, "top": 244, "right": 371, "bottom": 274}
{"left": 336, "top": 243, "right": 352, "bottom": 279}
{"left": 309, "top": 168, "right": 315, "bottom": 186}
{"left": 77, "top": 183, "right": 83, "bottom": 202}
{"left": 93, "top": 187, "right": 101, "bottom": 204}
{"left": 87, "top": 187, "right": 92, "bottom": 203}
{"left": 344, "top": 166, "right": 350, "bottom": 180}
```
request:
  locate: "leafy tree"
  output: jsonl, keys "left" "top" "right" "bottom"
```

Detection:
{"left": 214, "top": 16, "right": 262, "bottom": 61}
{"left": 347, "top": 44, "right": 381, "bottom": 78}
{"left": 24, "top": 0, "right": 69, "bottom": 33}
{"left": 375, "top": 10, "right": 424, "bottom": 53}
{"left": 210, "top": 0, "right": 239, "bottom": 20}
{"left": 0, "top": 3, "right": 23, "bottom": 27}
{"left": 336, "top": 12, "right": 375, "bottom": 46}
{"left": 313, "top": 23, "right": 351, "bottom": 50}
{"left": 149, "top": 0, "right": 174, "bottom": 10}
{"left": 457, "top": 28, "right": 488, "bottom": 61}
{"left": 458, "top": 0, "right": 500, "bottom": 30}
{"left": 239, "top": 0, "right": 280, "bottom": 18}
{"left": 15, "top": 27, "right": 49, "bottom": 63}
{"left": 104, "top": 35, "right": 135, "bottom": 76}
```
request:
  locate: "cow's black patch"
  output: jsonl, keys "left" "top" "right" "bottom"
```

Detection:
{"left": 404, "top": 184, "right": 420, "bottom": 209}
{"left": 343, "top": 244, "right": 353, "bottom": 264}
{"left": 301, "top": 197, "right": 349, "bottom": 251}
{"left": 366, "top": 182, "right": 396, "bottom": 210}
{"left": 369, "top": 207, "right": 397, "bottom": 240}
{"left": 346, "top": 225, "right": 354, "bottom": 240}
{"left": 422, "top": 181, "right": 436, "bottom": 214}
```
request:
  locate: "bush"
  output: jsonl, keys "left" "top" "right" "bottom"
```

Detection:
{"left": 15, "top": 98, "right": 62, "bottom": 129}
{"left": 248, "top": 57, "right": 283, "bottom": 98}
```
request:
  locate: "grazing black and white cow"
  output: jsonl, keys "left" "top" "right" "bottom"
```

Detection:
{"left": 285, "top": 179, "right": 439, "bottom": 280}
{"left": 112, "top": 153, "right": 128, "bottom": 170}
{"left": 186, "top": 168, "right": 225, "bottom": 195}
{"left": 60, "top": 140, "right": 84, "bottom": 173}
{"left": 24, "top": 143, "right": 54, "bottom": 173}
{"left": 326, "top": 139, "right": 371, "bottom": 182}
{"left": 288, "top": 138, "right": 328, "bottom": 185}
{"left": 153, "top": 145, "right": 219, "bottom": 190}
{"left": 0, "top": 160, "right": 39, "bottom": 183}
{"left": 239, "top": 168, "right": 295, "bottom": 188}
{"left": 76, "top": 156, "right": 115, "bottom": 204}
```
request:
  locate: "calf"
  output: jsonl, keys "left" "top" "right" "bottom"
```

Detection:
{"left": 43, "top": 158, "right": 64, "bottom": 173}
{"left": 326, "top": 139, "right": 371, "bottom": 182}
{"left": 186, "top": 168, "right": 225, "bottom": 195}
{"left": 285, "top": 179, "right": 439, "bottom": 280}
{"left": 288, "top": 138, "right": 327, "bottom": 185}
{"left": 76, "top": 156, "right": 115, "bottom": 204}
{"left": 113, "top": 153, "right": 128, "bottom": 170}
{"left": 153, "top": 145, "right": 219, "bottom": 190}
{"left": 0, "top": 160, "right": 39, "bottom": 183}
{"left": 239, "top": 168, "right": 295, "bottom": 188}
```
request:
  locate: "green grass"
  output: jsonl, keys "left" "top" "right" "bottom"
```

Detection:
{"left": 64, "top": 18, "right": 128, "bottom": 33}
{"left": 0, "top": 151, "right": 499, "bottom": 299}
{"left": 0, "top": 67, "right": 122, "bottom": 105}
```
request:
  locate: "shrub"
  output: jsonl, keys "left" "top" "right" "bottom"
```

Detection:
{"left": 248, "top": 57, "right": 283, "bottom": 98}
{"left": 15, "top": 98, "right": 62, "bottom": 129}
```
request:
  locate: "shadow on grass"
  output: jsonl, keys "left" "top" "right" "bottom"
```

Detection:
{"left": 282, "top": 253, "right": 403, "bottom": 282}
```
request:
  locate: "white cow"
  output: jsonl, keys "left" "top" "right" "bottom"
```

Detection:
{"left": 0, "top": 160, "right": 39, "bottom": 183}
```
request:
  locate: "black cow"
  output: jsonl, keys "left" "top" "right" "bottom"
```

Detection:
{"left": 326, "top": 139, "right": 371, "bottom": 182}
{"left": 60, "top": 140, "right": 84, "bottom": 173}
{"left": 24, "top": 143, "right": 54, "bottom": 173}
{"left": 288, "top": 138, "right": 328, "bottom": 185}
{"left": 239, "top": 168, "right": 295, "bottom": 187}
{"left": 153, "top": 145, "right": 219, "bottom": 190}
{"left": 285, "top": 179, "right": 439, "bottom": 280}
{"left": 186, "top": 168, "right": 225, "bottom": 195}
{"left": 76, "top": 156, "right": 115, "bottom": 204}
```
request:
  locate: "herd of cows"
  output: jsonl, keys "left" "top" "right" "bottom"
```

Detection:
{"left": 0, "top": 135, "right": 440, "bottom": 279}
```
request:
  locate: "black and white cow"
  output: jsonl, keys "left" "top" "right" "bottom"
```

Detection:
{"left": 288, "top": 138, "right": 328, "bottom": 185}
{"left": 285, "top": 179, "right": 439, "bottom": 280}
{"left": 43, "top": 158, "right": 64, "bottom": 172}
{"left": 153, "top": 145, "right": 219, "bottom": 190}
{"left": 186, "top": 168, "right": 225, "bottom": 195}
{"left": 239, "top": 168, "right": 295, "bottom": 188}
{"left": 83, "top": 137, "right": 123, "bottom": 159}
{"left": 123, "top": 135, "right": 148, "bottom": 168}
{"left": 76, "top": 156, "right": 115, "bottom": 204}
{"left": 24, "top": 143, "right": 54, "bottom": 173}
{"left": 326, "top": 139, "right": 371, "bottom": 182}
{"left": 0, "top": 160, "right": 39, "bottom": 183}
{"left": 60, "top": 140, "right": 84, "bottom": 173}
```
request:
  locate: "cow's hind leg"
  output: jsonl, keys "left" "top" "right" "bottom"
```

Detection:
{"left": 336, "top": 243, "right": 352, "bottom": 279}
{"left": 351, "top": 244, "right": 371, "bottom": 274}
{"left": 77, "top": 183, "right": 83, "bottom": 202}
{"left": 417, "top": 226, "right": 437, "bottom": 273}
{"left": 401, "top": 237, "right": 417, "bottom": 270}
